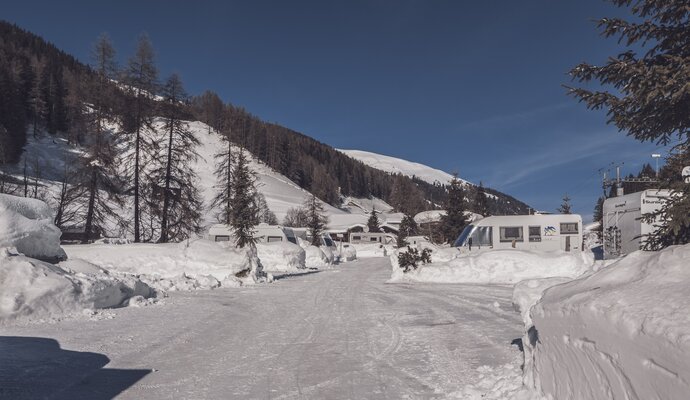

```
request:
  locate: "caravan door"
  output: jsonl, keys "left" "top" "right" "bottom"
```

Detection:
{"left": 561, "top": 236, "right": 571, "bottom": 252}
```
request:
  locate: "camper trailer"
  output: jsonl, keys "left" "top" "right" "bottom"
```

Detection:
{"left": 453, "top": 214, "right": 583, "bottom": 253}
{"left": 208, "top": 223, "right": 298, "bottom": 244}
{"left": 348, "top": 232, "right": 395, "bottom": 245}
{"left": 602, "top": 189, "right": 670, "bottom": 259}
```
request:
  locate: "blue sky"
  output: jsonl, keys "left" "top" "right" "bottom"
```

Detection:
{"left": 3, "top": 0, "right": 672, "bottom": 221}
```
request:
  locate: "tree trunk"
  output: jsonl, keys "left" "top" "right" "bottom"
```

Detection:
{"left": 159, "top": 117, "right": 174, "bottom": 243}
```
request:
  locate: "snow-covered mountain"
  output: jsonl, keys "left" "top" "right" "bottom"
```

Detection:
{"left": 338, "top": 149, "right": 468, "bottom": 186}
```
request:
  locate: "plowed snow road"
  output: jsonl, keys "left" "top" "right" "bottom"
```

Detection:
{"left": 1, "top": 257, "right": 523, "bottom": 399}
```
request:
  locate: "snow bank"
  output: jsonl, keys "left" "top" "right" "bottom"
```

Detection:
{"left": 390, "top": 249, "right": 593, "bottom": 285}
{"left": 304, "top": 245, "right": 330, "bottom": 269}
{"left": 0, "top": 249, "right": 152, "bottom": 321}
{"left": 256, "top": 241, "right": 306, "bottom": 271}
{"left": 526, "top": 244, "right": 690, "bottom": 400}
{"left": 0, "top": 194, "right": 66, "bottom": 261}
{"left": 64, "top": 238, "right": 267, "bottom": 291}
{"left": 352, "top": 243, "right": 390, "bottom": 258}
{"left": 336, "top": 242, "right": 357, "bottom": 262}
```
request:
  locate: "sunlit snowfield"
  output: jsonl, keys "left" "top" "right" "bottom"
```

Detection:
{"left": 1, "top": 258, "right": 523, "bottom": 399}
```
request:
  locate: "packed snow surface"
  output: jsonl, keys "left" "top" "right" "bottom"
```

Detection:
{"left": 0, "top": 194, "right": 66, "bottom": 261}
{"left": 390, "top": 249, "right": 594, "bottom": 285}
{"left": 339, "top": 149, "right": 464, "bottom": 185}
{"left": 1, "top": 258, "right": 525, "bottom": 399}
{"left": 527, "top": 244, "right": 690, "bottom": 400}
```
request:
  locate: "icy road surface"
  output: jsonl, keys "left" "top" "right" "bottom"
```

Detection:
{"left": 1, "top": 258, "right": 523, "bottom": 399}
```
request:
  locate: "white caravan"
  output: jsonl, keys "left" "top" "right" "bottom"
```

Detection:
{"left": 602, "top": 189, "right": 670, "bottom": 259}
{"left": 348, "top": 232, "right": 395, "bottom": 245}
{"left": 453, "top": 214, "right": 583, "bottom": 253}
{"left": 208, "top": 223, "right": 298, "bottom": 244}
{"left": 291, "top": 228, "right": 339, "bottom": 262}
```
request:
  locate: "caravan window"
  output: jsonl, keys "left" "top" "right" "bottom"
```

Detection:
{"left": 284, "top": 229, "right": 297, "bottom": 244}
{"left": 267, "top": 236, "right": 283, "bottom": 243}
{"left": 323, "top": 236, "right": 335, "bottom": 247}
{"left": 500, "top": 226, "right": 523, "bottom": 242}
{"left": 370, "top": 237, "right": 379, "bottom": 242}
{"left": 454, "top": 225, "right": 492, "bottom": 247}
{"left": 214, "top": 235, "right": 230, "bottom": 242}
{"left": 529, "top": 226, "right": 541, "bottom": 242}
{"left": 352, "top": 235, "right": 361, "bottom": 241}
{"left": 560, "top": 223, "right": 578, "bottom": 234}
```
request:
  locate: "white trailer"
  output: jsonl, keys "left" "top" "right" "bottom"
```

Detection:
{"left": 602, "top": 189, "right": 670, "bottom": 259}
{"left": 208, "top": 223, "right": 298, "bottom": 244}
{"left": 348, "top": 232, "right": 395, "bottom": 245}
{"left": 453, "top": 214, "right": 583, "bottom": 253}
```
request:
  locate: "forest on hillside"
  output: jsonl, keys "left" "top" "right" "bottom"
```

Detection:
{"left": 0, "top": 20, "right": 531, "bottom": 222}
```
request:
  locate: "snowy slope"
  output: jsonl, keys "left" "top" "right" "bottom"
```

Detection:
{"left": 2, "top": 122, "right": 381, "bottom": 234}
{"left": 339, "top": 149, "right": 468, "bottom": 186}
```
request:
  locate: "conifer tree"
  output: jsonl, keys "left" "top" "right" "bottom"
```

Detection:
{"left": 397, "top": 214, "right": 418, "bottom": 247}
{"left": 439, "top": 173, "right": 468, "bottom": 244}
{"left": 474, "top": 181, "right": 490, "bottom": 217}
{"left": 567, "top": 0, "right": 690, "bottom": 247}
{"left": 367, "top": 207, "right": 381, "bottom": 233}
{"left": 122, "top": 33, "right": 158, "bottom": 242}
{"left": 79, "top": 34, "right": 123, "bottom": 243}
{"left": 230, "top": 148, "right": 259, "bottom": 248}
{"left": 212, "top": 130, "right": 234, "bottom": 225}
{"left": 255, "top": 192, "right": 278, "bottom": 225}
{"left": 557, "top": 194, "right": 572, "bottom": 214}
{"left": 304, "top": 195, "right": 328, "bottom": 246}
{"left": 154, "top": 74, "right": 203, "bottom": 242}
{"left": 593, "top": 196, "right": 604, "bottom": 234}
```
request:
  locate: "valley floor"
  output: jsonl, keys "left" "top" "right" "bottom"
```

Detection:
{"left": 1, "top": 258, "right": 523, "bottom": 399}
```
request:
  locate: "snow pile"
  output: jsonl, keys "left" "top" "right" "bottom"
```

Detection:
{"left": 390, "top": 249, "right": 593, "bottom": 284}
{"left": 0, "top": 194, "right": 66, "bottom": 261}
{"left": 351, "top": 243, "right": 390, "bottom": 258}
{"left": 256, "top": 241, "right": 305, "bottom": 272}
{"left": 64, "top": 238, "right": 267, "bottom": 290}
{"left": 0, "top": 249, "right": 152, "bottom": 321}
{"left": 303, "top": 245, "right": 331, "bottom": 269}
{"left": 336, "top": 242, "right": 357, "bottom": 262}
{"left": 453, "top": 353, "right": 545, "bottom": 400}
{"left": 526, "top": 244, "right": 690, "bottom": 400}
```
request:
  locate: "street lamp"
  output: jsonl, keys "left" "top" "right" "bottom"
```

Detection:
{"left": 651, "top": 153, "right": 661, "bottom": 178}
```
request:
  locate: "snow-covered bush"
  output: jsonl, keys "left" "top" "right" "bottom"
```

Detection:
{"left": 0, "top": 194, "right": 66, "bottom": 261}
{"left": 397, "top": 247, "right": 432, "bottom": 273}
{"left": 304, "top": 245, "right": 330, "bottom": 269}
{"left": 337, "top": 242, "right": 357, "bottom": 262}
{"left": 525, "top": 244, "right": 690, "bottom": 400}
{"left": 256, "top": 241, "right": 306, "bottom": 271}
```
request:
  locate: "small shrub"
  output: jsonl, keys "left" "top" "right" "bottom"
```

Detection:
{"left": 398, "top": 246, "right": 432, "bottom": 273}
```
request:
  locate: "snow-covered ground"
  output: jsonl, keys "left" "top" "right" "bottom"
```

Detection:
{"left": 0, "top": 258, "right": 525, "bottom": 399}
{"left": 523, "top": 244, "right": 690, "bottom": 400}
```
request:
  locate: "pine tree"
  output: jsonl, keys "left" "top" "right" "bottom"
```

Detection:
{"left": 211, "top": 130, "right": 234, "bottom": 225}
{"left": 439, "top": 173, "right": 469, "bottom": 244}
{"left": 304, "top": 195, "right": 328, "bottom": 246}
{"left": 397, "top": 214, "right": 418, "bottom": 247}
{"left": 473, "top": 181, "right": 490, "bottom": 217}
{"left": 367, "top": 206, "right": 381, "bottom": 233}
{"left": 593, "top": 196, "right": 604, "bottom": 234}
{"left": 122, "top": 33, "right": 158, "bottom": 242}
{"left": 154, "top": 74, "right": 203, "bottom": 242}
{"left": 557, "top": 194, "right": 572, "bottom": 214}
{"left": 79, "top": 33, "right": 123, "bottom": 243}
{"left": 255, "top": 192, "right": 278, "bottom": 225}
{"left": 229, "top": 148, "right": 259, "bottom": 248}
{"left": 567, "top": 0, "right": 690, "bottom": 247}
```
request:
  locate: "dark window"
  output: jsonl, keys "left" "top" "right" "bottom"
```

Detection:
{"left": 370, "top": 237, "right": 379, "bottom": 242}
{"left": 267, "top": 236, "right": 283, "bottom": 243}
{"left": 352, "top": 236, "right": 361, "bottom": 241}
{"left": 560, "top": 223, "right": 579, "bottom": 234}
{"left": 500, "top": 226, "right": 524, "bottom": 242}
{"left": 214, "top": 235, "right": 230, "bottom": 242}
{"left": 529, "top": 226, "right": 541, "bottom": 242}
